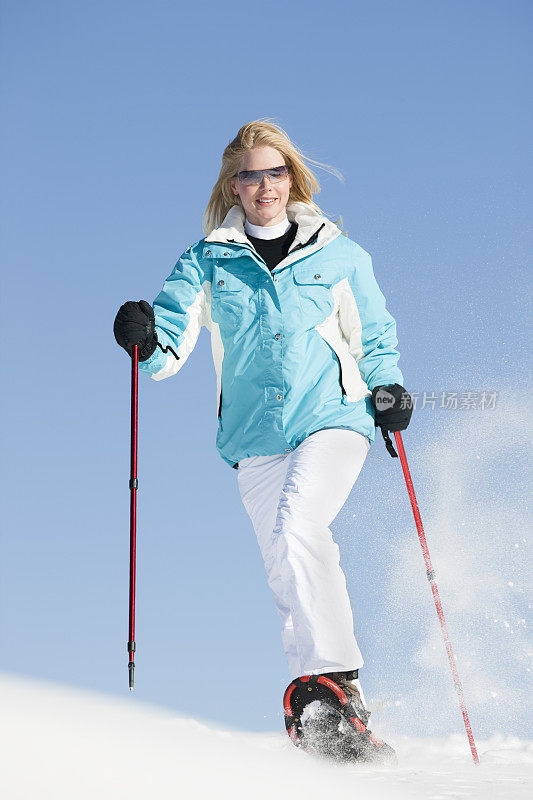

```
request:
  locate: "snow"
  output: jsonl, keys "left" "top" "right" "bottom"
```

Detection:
{"left": 1, "top": 673, "right": 531, "bottom": 799}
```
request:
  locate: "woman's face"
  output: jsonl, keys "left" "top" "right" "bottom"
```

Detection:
{"left": 230, "top": 146, "right": 293, "bottom": 227}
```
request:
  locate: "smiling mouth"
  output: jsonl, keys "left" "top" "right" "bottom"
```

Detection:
{"left": 256, "top": 198, "right": 278, "bottom": 205}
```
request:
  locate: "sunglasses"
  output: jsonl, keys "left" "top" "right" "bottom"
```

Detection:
{"left": 237, "top": 165, "right": 290, "bottom": 186}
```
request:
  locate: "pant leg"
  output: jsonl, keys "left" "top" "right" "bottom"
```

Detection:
{"left": 237, "top": 428, "right": 370, "bottom": 679}
{"left": 237, "top": 452, "right": 300, "bottom": 674}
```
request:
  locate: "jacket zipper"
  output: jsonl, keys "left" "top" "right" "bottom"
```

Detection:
{"left": 334, "top": 351, "right": 347, "bottom": 398}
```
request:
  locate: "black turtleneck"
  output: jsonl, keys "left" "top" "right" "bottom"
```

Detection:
{"left": 247, "top": 222, "right": 298, "bottom": 271}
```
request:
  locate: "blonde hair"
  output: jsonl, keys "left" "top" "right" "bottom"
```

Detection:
{"left": 202, "top": 118, "right": 344, "bottom": 235}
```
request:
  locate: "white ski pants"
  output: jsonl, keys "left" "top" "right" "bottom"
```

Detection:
{"left": 236, "top": 427, "right": 370, "bottom": 679}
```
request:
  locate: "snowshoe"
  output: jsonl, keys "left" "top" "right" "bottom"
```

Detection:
{"left": 283, "top": 670, "right": 397, "bottom": 765}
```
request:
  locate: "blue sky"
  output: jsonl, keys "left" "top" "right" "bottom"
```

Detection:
{"left": 1, "top": 0, "right": 531, "bottom": 738}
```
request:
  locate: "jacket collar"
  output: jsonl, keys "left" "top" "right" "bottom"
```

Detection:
{"left": 205, "top": 200, "right": 341, "bottom": 252}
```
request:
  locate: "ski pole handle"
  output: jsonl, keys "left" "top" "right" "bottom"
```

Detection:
{"left": 128, "top": 344, "right": 139, "bottom": 690}
{"left": 393, "top": 431, "right": 480, "bottom": 765}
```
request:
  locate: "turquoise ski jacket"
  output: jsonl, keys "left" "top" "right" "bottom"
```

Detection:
{"left": 139, "top": 201, "right": 404, "bottom": 468}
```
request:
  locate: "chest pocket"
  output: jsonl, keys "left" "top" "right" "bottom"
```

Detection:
{"left": 211, "top": 269, "right": 247, "bottom": 329}
{"left": 292, "top": 266, "right": 337, "bottom": 327}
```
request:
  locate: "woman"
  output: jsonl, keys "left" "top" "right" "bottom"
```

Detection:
{"left": 113, "top": 119, "right": 412, "bottom": 762}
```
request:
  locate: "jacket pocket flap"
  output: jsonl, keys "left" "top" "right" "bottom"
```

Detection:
{"left": 213, "top": 270, "right": 244, "bottom": 292}
{"left": 293, "top": 266, "right": 338, "bottom": 286}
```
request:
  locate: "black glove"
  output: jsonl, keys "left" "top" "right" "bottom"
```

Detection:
{"left": 371, "top": 383, "right": 413, "bottom": 432}
{"left": 113, "top": 300, "right": 158, "bottom": 362}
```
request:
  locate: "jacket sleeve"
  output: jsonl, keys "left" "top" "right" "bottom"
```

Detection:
{"left": 139, "top": 244, "right": 208, "bottom": 381}
{"left": 338, "top": 245, "right": 404, "bottom": 392}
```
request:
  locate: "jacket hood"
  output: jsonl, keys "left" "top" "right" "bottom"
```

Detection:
{"left": 205, "top": 200, "right": 342, "bottom": 251}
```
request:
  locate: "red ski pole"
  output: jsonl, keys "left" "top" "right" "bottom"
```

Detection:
{"left": 393, "top": 431, "right": 480, "bottom": 765}
{"left": 127, "top": 344, "right": 139, "bottom": 690}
